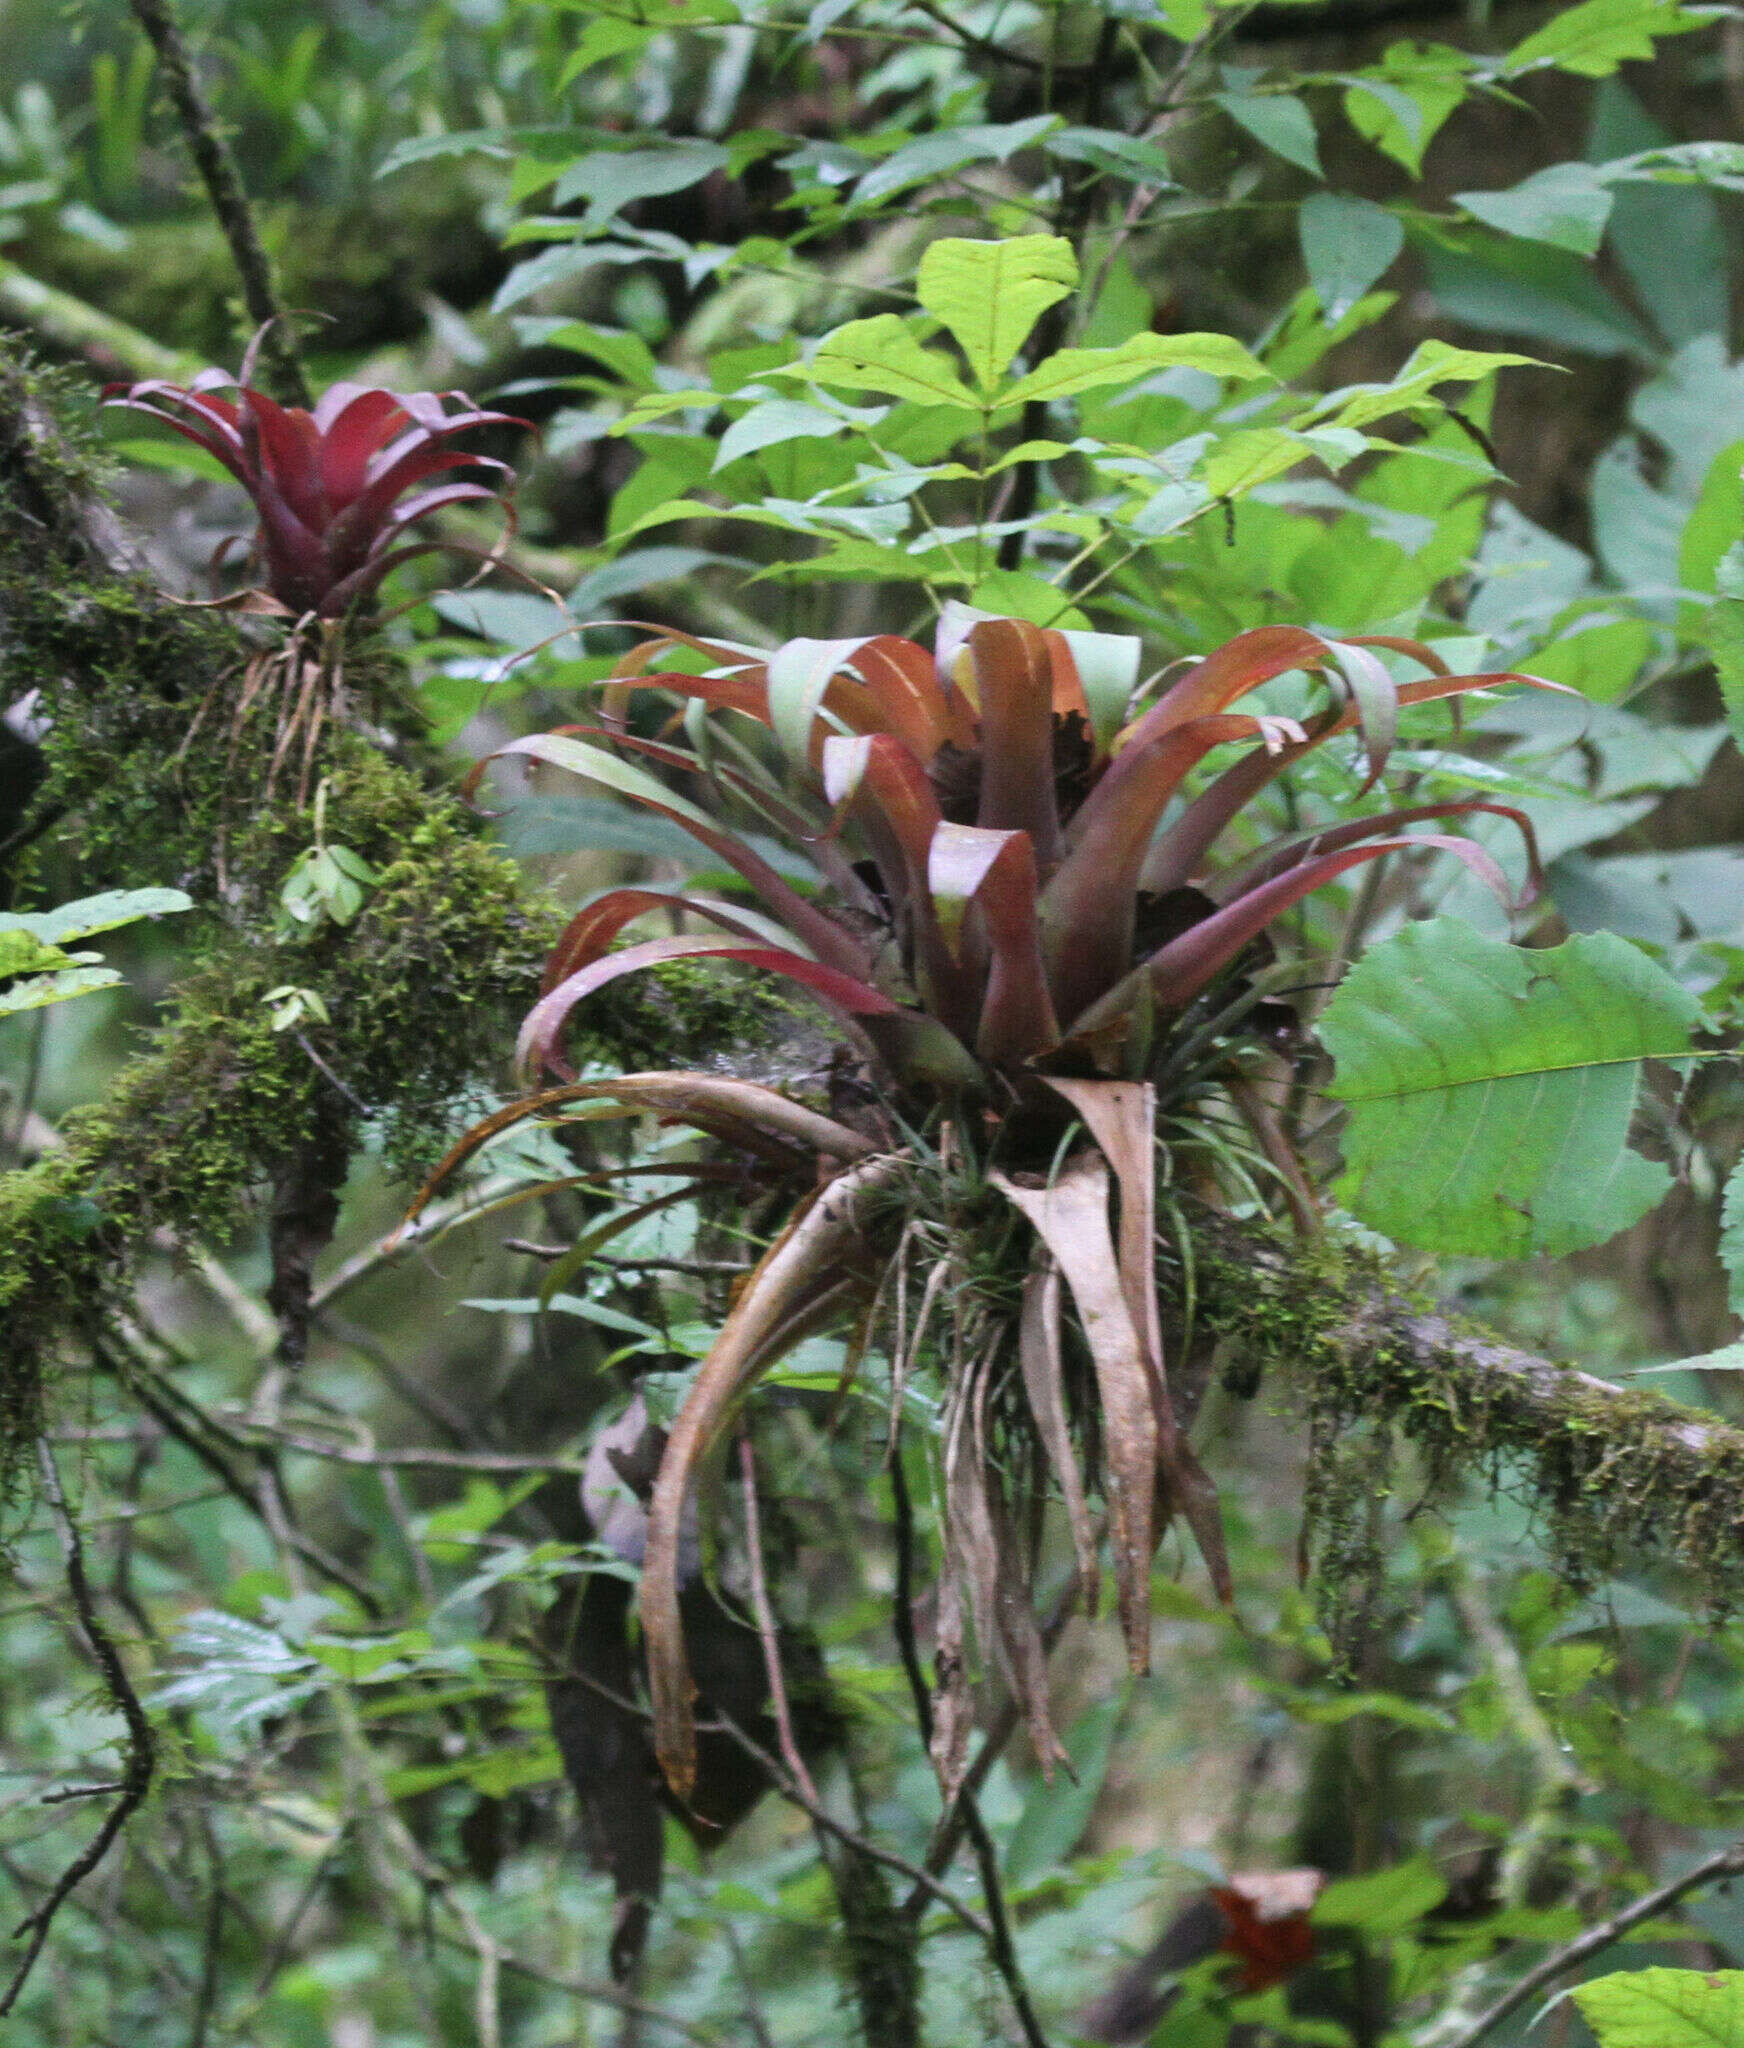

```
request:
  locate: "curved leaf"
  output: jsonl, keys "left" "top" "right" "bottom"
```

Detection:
{"left": 399, "top": 1074, "right": 879, "bottom": 1237}
{"left": 992, "top": 1157, "right": 1156, "bottom": 1673}
{"left": 516, "top": 935, "right": 900, "bottom": 1078}
{"left": 642, "top": 1155, "right": 905, "bottom": 1796}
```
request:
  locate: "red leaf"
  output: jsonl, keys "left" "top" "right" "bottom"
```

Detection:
{"left": 1142, "top": 834, "right": 1512, "bottom": 1012}
{"left": 1043, "top": 713, "right": 1283, "bottom": 1028}
{"left": 968, "top": 618, "right": 1062, "bottom": 866}
{"left": 1214, "top": 799, "right": 1542, "bottom": 906}
{"left": 516, "top": 935, "right": 899, "bottom": 1081}
{"left": 927, "top": 824, "right": 1059, "bottom": 1064}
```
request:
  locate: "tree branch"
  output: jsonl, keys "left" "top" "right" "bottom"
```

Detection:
{"left": 1440, "top": 1836, "right": 1744, "bottom": 2048}
{"left": 1188, "top": 1213, "right": 1744, "bottom": 1613}
{"left": 125, "top": 0, "right": 311, "bottom": 406}
{"left": 0, "top": 1444, "right": 156, "bottom": 2014}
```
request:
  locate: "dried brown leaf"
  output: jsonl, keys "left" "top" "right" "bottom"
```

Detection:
{"left": 1017, "top": 1255, "right": 1099, "bottom": 1618}
{"left": 992, "top": 1157, "right": 1155, "bottom": 1673}
{"left": 641, "top": 1153, "right": 905, "bottom": 1799}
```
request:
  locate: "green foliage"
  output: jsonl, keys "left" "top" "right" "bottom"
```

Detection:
{"left": 0, "top": 886, "right": 191, "bottom": 1012}
{"left": 1573, "top": 1967, "right": 1744, "bottom": 2046}
{"left": 15, "top": 0, "right": 1744, "bottom": 2038}
{"left": 1322, "top": 920, "right": 1703, "bottom": 1256}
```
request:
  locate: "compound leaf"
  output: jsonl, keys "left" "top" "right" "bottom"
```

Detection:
{"left": 916, "top": 234, "right": 1078, "bottom": 391}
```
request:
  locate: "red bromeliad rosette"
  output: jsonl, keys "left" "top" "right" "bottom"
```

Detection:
{"left": 104, "top": 339, "right": 530, "bottom": 619}
{"left": 423, "top": 606, "right": 1573, "bottom": 1801}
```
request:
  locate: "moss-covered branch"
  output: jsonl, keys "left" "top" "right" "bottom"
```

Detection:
{"left": 1189, "top": 1215, "right": 1744, "bottom": 1615}
{"left": 0, "top": 341, "right": 554, "bottom": 1487}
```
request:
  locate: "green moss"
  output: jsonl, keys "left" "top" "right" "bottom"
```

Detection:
{"left": 1186, "top": 1224, "right": 1744, "bottom": 1620}
{"left": 571, "top": 954, "right": 812, "bottom": 1077}
{"left": 0, "top": 344, "right": 575, "bottom": 1499}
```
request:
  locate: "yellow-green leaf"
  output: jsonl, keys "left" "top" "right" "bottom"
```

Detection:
{"left": 916, "top": 235, "right": 1078, "bottom": 391}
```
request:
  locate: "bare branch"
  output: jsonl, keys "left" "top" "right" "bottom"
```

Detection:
{"left": 0, "top": 1445, "right": 157, "bottom": 2014}
{"left": 1440, "top": 1837, "right": 1744, "bottom": 2048}
{"left": 738, "top": 1435, "right": 822, "bottom": 1807}
{"left": 125, "top": 0, "right": 311, "bottom": 406}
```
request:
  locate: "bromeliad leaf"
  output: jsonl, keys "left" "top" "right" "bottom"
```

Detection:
{"left": 1320, "top": 919, "right": 1702, "bottom": 1257}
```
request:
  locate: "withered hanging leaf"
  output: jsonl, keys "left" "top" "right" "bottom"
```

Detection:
{"left": 992, "top": 1156, "right": 1156, "bottom": 1673}
{"left": 1017, "top": 1255, "right": 1099, "bottom": 1617}
{"left": 931, "top": 1566, "right": 975, "bottom": 1805}
{"left": 1042, "top": 1080, "right": 1234, "bottom": 1603}
{"left": 641, "top": 1154, "right": 904, "bottom": 1799}
{"left": 942, "top": 1346, "right": 1066, "bottom": 1780}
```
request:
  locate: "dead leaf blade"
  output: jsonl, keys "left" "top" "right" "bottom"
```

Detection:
{"left": 641, "top": 1153, "right": 905, "bottom": 1798}
{"left": 992, "top": 1157, "right": 1155, "bottom": 1673}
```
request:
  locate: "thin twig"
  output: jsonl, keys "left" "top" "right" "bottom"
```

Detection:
{"left": 101, "top": 1336, "right": 384, "bottom": 1614}
{"left": 737, "top": 1435, "right": 822, "bottom": 1806}
{"left": 908, "top": 1573, "right": 1082, "bottom": 1903}
{"left": 959, "top": 1791, "right": 1053, "bottom": 2048}
{"left": 888, "top": 1438, "right": 935, "bottom": 1744}
{"left": 506, "top": 1241, "right": 752, "bottom": 1279}
{"left": 890, "top": 1437, "right": 1051, "bottom": 2039}
{"left": 189, "top": 1806, "right": 223, "bottom": 2048}
{"left": 479, "top": 1940, "right": 731, "bottom": 2046}
{"left": 219, "top": 1421, "right": 585, "bottom": 1476}
{"left": 705, "top": 1714, "right": 993, "bottom": 1945}
{"left": 124, "top": 0, "right": 311, "bottom": 406}
{"left": 0, "top": 1445, "right": 157, "bottom": 2015}
{"left": 1439, "top": 1837, "right": 1744, "bottom": 2048}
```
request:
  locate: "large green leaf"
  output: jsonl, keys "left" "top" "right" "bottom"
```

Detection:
{"left": 1321, "top": 919, "right": 1701, "bottom": 1256}
{"left": 1215, "top": 90, "right": 1321, "bottom": 174}
{"left": 1502, "top": 0, "right": 1714, "bottom": 77}
{"left": 1720, "top": 1154, "right": 1744, "bottom": 1316}
{"left": 0, "top": 964, "right": 121, "bottom": 1015}
{"left": 1456, "top": 163, "right": 1614, "bottom": 254}
{"left": 1571, "top": 1968, "right": 1744, "bottom": 2047}
{"left": 1299, "top": 193, "right": 1404, "bottom": 321}
{"left": 804, "top": 315, "right": 981, "bottom": 410}
{"left": 850, "top": 116, "right": 1058, "bottom": 209}
{"left": 915, "top": 235, "right": 1078, "bottom": 392}
{"left": 6, "top": 886, "right": 193, "bottom": 946}
{"left": 999, "top": 331, "right": 1267, "bottom": 409}
{"left": 0, "top": 888, "right": 192, "bottom": 1017}
{"left": 1707, "top": 588, "right": 1744, "bottom": 751}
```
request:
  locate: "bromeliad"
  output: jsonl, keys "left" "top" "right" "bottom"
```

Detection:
{"left": 104, "top": 335, "right": 530, "bottom": 797}
{"left": 422, "top": 607, "right": 1562, "bottom": 1799}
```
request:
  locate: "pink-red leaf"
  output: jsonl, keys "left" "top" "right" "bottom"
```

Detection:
{"left": 516, "top": 935, "right": 899, "bottom": 1080}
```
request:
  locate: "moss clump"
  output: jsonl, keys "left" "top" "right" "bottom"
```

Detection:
{"left": 570, "top": 953, "right": 815, "bottom": 1078}
{"left": 0, "top": 341, "right": 570, "bottom": 1498}
{"left": 1185, "top": 1220, "right": 1744, "bottom": 1620}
